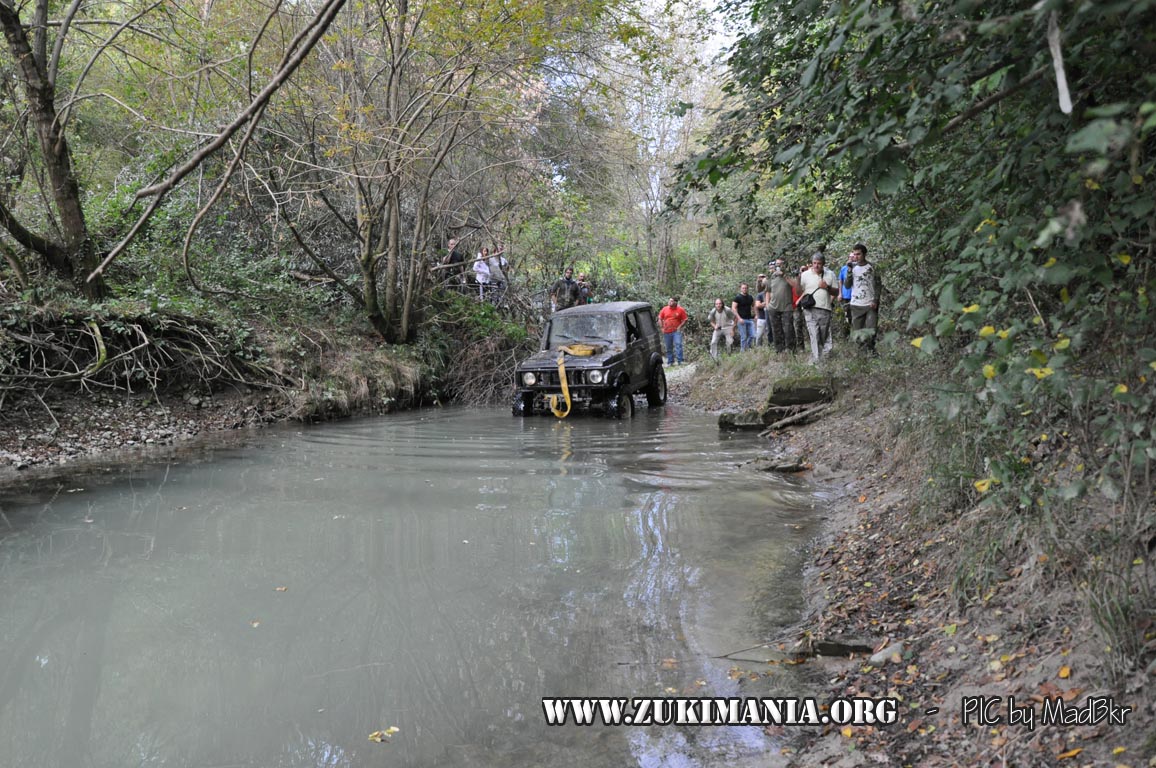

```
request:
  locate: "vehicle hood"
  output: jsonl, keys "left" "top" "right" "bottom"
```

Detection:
{"left": 517, "top": 348, "right": 622, "bottom": 370}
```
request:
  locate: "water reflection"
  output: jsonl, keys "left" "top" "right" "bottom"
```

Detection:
{"left": 0, "top": 407, "right": 821, "bottom": 767}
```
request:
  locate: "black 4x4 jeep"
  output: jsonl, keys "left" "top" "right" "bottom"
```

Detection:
{"left": 512, "top": 301, "right": 667, "bottom": 418}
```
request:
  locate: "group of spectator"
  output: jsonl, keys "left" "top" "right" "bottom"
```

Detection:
{"left": 441, "top": 238, "right": 510, "bottom": 300}
{"left": 665, "top": 244, "right": 882, "bottom": 366}
{"left": 440, "top": 238, "right": 881, "bottom": 368}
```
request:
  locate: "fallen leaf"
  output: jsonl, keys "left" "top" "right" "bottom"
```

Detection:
{"left": 841, "top": 726, "right": 854, "bottom": 738}
{"left": 1056, "top": 747, "right": 1082, "bottom": 760}
{"left": 1058, "top": 666, "right": 1071, "bottom": 679}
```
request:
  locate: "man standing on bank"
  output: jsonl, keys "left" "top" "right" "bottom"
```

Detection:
{"left": 658, "top": 296, "right": 688, "bottom": 366}
{"left": 549, "top": 266, "right": 581, "bottom": 312}
{"left": 732, "top": 283, "right": 756, "bottom": 352}
{"left": 766, "top": 258, "right": 798, "bottom": 354}
{"left": 843, "top": 243, "right": 882, "bottom": 354}
{"left": 798, "top": 252, "right": 839, "bottom": 363}
{"left": 707, "top": 297, "right": 736, "bottom": 360}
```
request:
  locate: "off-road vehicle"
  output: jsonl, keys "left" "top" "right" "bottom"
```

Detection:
{"left": 512, "top": 301, "right": 667, "bottom": 418}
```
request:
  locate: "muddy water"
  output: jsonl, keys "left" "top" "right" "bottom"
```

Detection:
{"left": 0, "top": 406, "right": 823, "bottom": 768}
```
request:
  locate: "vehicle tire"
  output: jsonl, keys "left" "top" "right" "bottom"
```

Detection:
{"left": 645, "top": 365, "right": 667, "bottom": 407}
{"left": 512, "top": 391, "right": 534, "bottom": 417}
{"left": 607, "top": 390, "right": 634, "bottom": 419}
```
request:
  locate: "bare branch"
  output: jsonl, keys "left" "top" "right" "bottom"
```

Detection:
{"left": 47, "top": 0, "right": 83, "bottom": 85}
{"left": 57, "top": 0, "right": 165, "bottom": 135}
{"left": 87, "top": 0, "right": 349, "bottom": 282}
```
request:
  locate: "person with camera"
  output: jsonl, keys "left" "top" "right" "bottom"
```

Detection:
{"left": 797, "top": 252, "right": 839, "bottom": 363}
{"left": 765, "top": 258, "right": 798, "bottom": 353}
{"left": 754, "top": 274, "right": 769, "bottom": 347}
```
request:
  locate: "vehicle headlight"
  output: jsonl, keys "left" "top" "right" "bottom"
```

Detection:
{"left": 588, "top": 369, "right": 605, "bottom": 384}
{"left": 521, "top": 372, "right": 537, "bottom": 386}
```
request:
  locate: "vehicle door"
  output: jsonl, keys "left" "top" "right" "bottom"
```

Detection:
{"left": 635, "top": 309, "right": 661, "bottom": 357}
{"left": 624, "top": 310, "right": 648, "bottom": 387}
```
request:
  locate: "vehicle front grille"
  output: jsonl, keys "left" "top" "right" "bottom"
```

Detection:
{"left": 534, "top": 370, "right": 594, "bottom": 386}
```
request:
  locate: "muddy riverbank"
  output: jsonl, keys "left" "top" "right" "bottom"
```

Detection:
{"left": 681, "top": 352, "right": 1154, "bottom": 767}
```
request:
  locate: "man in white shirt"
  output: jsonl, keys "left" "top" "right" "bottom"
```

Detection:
{"left": 843, "top": 243, "right": 882, "bottom": 354}
{"left": 797, "top": 252, "right": 839, "bottom": 363}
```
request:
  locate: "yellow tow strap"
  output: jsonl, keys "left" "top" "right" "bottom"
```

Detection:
{"left": 548, "top": 344, "right": 601, "bottom": 418}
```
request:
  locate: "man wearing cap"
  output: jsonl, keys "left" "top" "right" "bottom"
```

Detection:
{"left": 658, "top": 296, "right": 688, "bottom": 366}
{"left": 766, "top": 258, "right": 798, "bottom": 353}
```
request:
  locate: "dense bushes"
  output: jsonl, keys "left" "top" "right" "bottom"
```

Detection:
{"left": 690, "top": 0, "right": 1155, "bottom": 679}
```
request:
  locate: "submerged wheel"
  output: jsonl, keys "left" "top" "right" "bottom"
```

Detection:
{"left": 645, "top": 364, "right": 667, "bottom": 407}
{"left": 607, "top": 390, "right": 634, "bottom": 419}
{"left": 512, "top": 391, "right": 534, "bottom": 416}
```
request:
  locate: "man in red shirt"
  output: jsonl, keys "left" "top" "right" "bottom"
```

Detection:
{"left": 657, "top": 296, "right": 688, "bottom": 366}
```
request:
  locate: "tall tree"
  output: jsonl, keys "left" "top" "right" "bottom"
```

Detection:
{"left": 0, "top": 0, "right": 345, "bottom": 298}
{"left": 254, "top": 0, "right": 621, "bottom": 341}
{"left": 1, "top": 0, "right": 105, "bottom": 296}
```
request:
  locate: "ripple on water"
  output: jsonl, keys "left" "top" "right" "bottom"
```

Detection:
{"left": 0, "top": 405, "right": 818, "bottom": 768}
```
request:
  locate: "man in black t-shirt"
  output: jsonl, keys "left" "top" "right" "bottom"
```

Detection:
{"left": 731, "top": 283, "right": 756, "bottom": 351}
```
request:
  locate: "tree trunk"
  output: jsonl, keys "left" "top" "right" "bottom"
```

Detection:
{"left": 0, "top": 0, "right": 105, "bottom": 298}
{"left": 382, "top": 182, "right": 401, "bottom": 342}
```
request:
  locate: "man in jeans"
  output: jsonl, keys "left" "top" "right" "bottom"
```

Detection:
{"left": 843, "top": 243, "right": 882, "bottom": 354}
{"left": 731, "top": 283, "right": 756, "bottom": 351}
{"left": 798, "top": 253, "right": 839, "bottom": 363}
{"left": 765, "top": 258, "right": 798, "bottom": 353}
{"left": 657, "top": 296, "right": 688, "bottom": 366}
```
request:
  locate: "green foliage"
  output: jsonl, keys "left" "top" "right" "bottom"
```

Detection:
{"left": 694, "top": 0, "right": 1156, "bottom": 677}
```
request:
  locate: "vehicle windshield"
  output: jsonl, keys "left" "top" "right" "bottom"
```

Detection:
{"left": 546, "top": 314, "right": 624, "bottom": 349}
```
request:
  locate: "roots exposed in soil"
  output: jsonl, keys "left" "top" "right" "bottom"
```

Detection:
{"left": 0, "top": 309, "right": 294, "bottom": 410}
